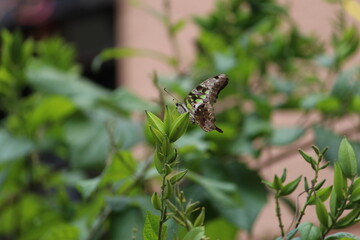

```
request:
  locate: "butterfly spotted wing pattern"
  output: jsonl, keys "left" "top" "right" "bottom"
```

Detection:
{"left": 176, "top": 74, "right": 229, "bottom": 133}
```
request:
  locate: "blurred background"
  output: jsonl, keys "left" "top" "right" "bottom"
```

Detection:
{"left": 1, "top": 0, "right": 360, "bottom": 239}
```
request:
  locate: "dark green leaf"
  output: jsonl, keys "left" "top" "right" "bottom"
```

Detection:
{"left": 271, "top": 127, "right": 305, "bottom": 146}
{"left": 280, "top": 176, "right": 302, "bottom": 196}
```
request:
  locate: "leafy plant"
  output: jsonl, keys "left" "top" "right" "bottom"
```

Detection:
{"left": 265, "top": 138, "right": 360, "bottom": 240}
{"left": 1, "top": 0, "right": 360, "bottom": 239}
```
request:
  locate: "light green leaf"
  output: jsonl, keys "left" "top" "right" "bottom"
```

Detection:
{"left": 26, "top": 61, "right": 108, "bottom": 109}
{"left": 205, "top": 218, "right": 237, "bottom": 240}
{"left": 92, "top": 48, "right": 177, "bottom": 71}
{"left": 182, "top": 227, "right": 205, "bottom": 240}
{"left": 41, "top": 224, "right": 79, "bottom": 240}
{"left": 169, "top": 112, "right": 189, "bottom": 142}
{"left": 76, "top": 177, "right": 101, "bottom": 199}
{"left": 143, "top": 212, "right": 160, "bottom": 240}
{"left": 298, "top": 222, "right": 321, "bottom": 240}
{"left": 307, "top": 186, "right": 333, "bottom": 205}
{"left": 0, "top": 129, "right": 35, "bottom": 163}
{"left": 338, "top": 137, "right": 358, "bottom": 179}
{"left": 315, "top": 197, "right": 330, "bottom": 227}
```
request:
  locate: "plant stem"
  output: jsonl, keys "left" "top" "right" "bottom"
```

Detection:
{"left": 275, "top": 194, "right": 285, "bottom": 238}
{"left": 158, "top": 175, "right": 167, "bottom": 240}
{"left": 295, "top": 170, "right": 319, "bottom": 228}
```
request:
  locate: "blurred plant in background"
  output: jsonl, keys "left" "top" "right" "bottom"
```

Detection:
{"left": 1, "top": 0, "right": 360, "bottom": 239}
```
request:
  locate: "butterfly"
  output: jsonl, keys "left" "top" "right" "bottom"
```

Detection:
{"left": 175, "top": 74, "right": 229, "bottom": 133}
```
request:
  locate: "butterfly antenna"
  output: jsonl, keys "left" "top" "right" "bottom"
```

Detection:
{"left": 163, "top": 88, "right": 179, "bottom": 103}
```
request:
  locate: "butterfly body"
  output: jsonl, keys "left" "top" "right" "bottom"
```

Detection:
{"left": 176, "top": 74, "right": 229, "bottom": 133}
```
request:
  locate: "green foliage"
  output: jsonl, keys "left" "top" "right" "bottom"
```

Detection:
{"left": 268, "top": 141, "right": 360, "bottom": 239}
{"left": 2, "top": 0, "right": 360, "bottom": 239}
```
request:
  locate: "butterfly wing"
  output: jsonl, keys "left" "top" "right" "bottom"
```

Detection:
{"left": 185, "top": 74, "right": 229, "bottom": 132}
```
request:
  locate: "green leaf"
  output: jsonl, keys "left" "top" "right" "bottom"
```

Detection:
{"left": 92, "top": 47, "right": 177, "bottom": 71}
{"left": 350, "top": 186, "right": 360, "bottom": 202}
{"left": 76, "top": 176, "right": 101, "bottom": 199}
{"left": 273, "top": 175, "right": 283, "bottom": 191}
{"left": 151, "top": 192, "right": 162, "bottom": 211}
{"left": 330, "top": 188, "right": 339, "bottom": 217}
{"left": 160, "top": 137, "right": 174, "bottom": 163}
{"left": 27, "top": 96, "right": 76, "bottom": 131}
{"left": 182, "top": 227, "right": 205, "bottom": 240}
{"left": 298, "top": 222, "right": 321, "bottom": 240}
{"left": 145, "top": 111, "right": 165, "bottom": 133}
{"left": 101, "top": 151, "right": 136, "bottom": 184}
{"left": 307, "top": 186, "right": 333, "bottom": 205}
{"left": 314, "top": 179, "right": 327, "bottom": 190}
{"left": 170, "top": 19, "right": 187, "bottom": 35}
{"left": 37, "top": 36, "right": 78, "bottom": 71}
{"left": 41, "top": 224, "right": 79, "bottom": 240}
{"left": 316, "top": 96, "right": 341, "bottom": 114}
{"left": 270, "top": 127, "right": 305, "bottom": 146}
{"left": 169, "top": 170, "right": 188, "bottom": 184}
{"left": 189, "top": 161, "right": 267, "bottom": 232}
{"left": 26, "top": 62, "right": 108, "bottom": 109}
{"left": 280, "top": 176, "right": 302, "bottom": 196}
{"left": 149, "top": 126, "right": 165, "bottom": 146}
{"left": 143, "top": 211, "right": 163, "bottom": 240}
{"left": 262, "top": 180, "right": 274, "bottom": 189}
{"left": 154, "top": 149, "right": 165, "bottom": 174}
{"left": 299, "top": 149, "right": 316, "bottom": 166}
{"left": 106, "top": 196, "right": 152, "bottom": 213}
{"left": 334, "top": 162, "right": 347, "bottom": 202}
{"left": 333, "top": 206, "right": 360, "bottom": 229}
{"left": 338, "top": 137, "right": 358, "bottom": 179}
{"left": 163, "top": 179, "right": 173, "bottom": 199}
{"left": 63, "top": 116, "right": 108, "bottom": 168}
{"left": 109, "top": 206, "right": 145, "bottom": 240}
{"left": 281, "top": 168, "right": 287, "bottom": 182}
{"left": 187, "top": 172, "right": 238, "bottom": 207}
{"left": 325, "top": 232, "right": 360, "bottom": 240}
{"left": 314, "top": 126, "right": 342, "bottom": 165}
{"left": 163, "top": 105, "right": 174, "bottom": 135}
{"left": 193, "top": 207, "right": 205, "bottom": 227}
{"left": 205, "top": 218, "right": 237, "bottom": 240}
{"left": 168, "top": 112, "right": 189, "bottom": 142}
{"left": 105, "top": 88, "right": 157, "bottom": 114}
{"left": 301, "top": 93, "right": 328, "bottom": 110}
{"left": 0, "top": 129, "right": 35, "bottom": 163}
{"left": 315, "top": 197, "right": 330, "bottom": 227}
